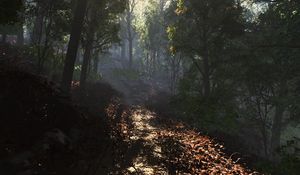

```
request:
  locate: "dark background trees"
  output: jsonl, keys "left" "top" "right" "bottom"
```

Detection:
{"left": 163, "top": 0, "right": 300, "bottom": 173}
{"left": 0, "top": 0, "right": 299, "bottom": 174}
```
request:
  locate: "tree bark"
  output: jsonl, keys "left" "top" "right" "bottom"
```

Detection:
{"left": 128, "top": 37, "right": 133, "bottom": 68}
{"left": 93, "top": 52, "right": 99, "bottom": 73}
{"left": 61, "top": 0, "right": 89, "bottom": 93}
{"left": 32, "top": 1, "right": 44, "bottom": 45}
{"left": 270, "top": 80, "right": 287, "bottom": 161}
{"left": 80, "top": 40, "right": 93, "bottom": 91}
{"left": 17, "top": 0, "right": 25, "bottom": 46}
{"left": 17, "top": 24, "right": 24, "bottom": 46}
{"left": 126, "top": 10, "right": 133, "bottom": 68}
{"left": 202, "top": 45, "right": 210, "bottom": 97}
{"left": 121, "top": 41, "right": 126, "bottom": 59}
{"left": 79, "top": 5, "right": 97, "bottom": 91}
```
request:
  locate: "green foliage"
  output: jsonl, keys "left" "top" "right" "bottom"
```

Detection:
{"left": 82, "top": 0, "right": 125, "bottom": 53}
{"left": 166, "top": 1, "right": 300, "bottom": 172}
{"left": 171, "top": 70, "right": 238, "bottom": 134}
{"left": 255, "top": 155, "right": 300, "bottom": 175}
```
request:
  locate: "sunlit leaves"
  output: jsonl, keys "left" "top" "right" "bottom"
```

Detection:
{"left": 169, "top": 46, "right": 176, "bottom": 55}
{"left": 155, "top": 118, "right": 259, "bottom": 174}
{"left": 175, "top": 0, "right": 187, "bottom": 15}
{"left": 167, "top": 25, "right": 177, "bottom": 55}
{"left": 166, "top": 25, "right": 176, "bottom": 41}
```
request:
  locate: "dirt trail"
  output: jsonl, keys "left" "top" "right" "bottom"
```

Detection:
{"left": 125, "top": 107, "right": 168, "bottom": 174}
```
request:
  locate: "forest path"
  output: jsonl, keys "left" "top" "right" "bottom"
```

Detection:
{"left": 124, "top": 107, "right": 168, "bottom": 174}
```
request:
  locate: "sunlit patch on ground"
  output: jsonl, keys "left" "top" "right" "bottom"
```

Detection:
{"left": 125, "top": 107, "right": 168, "bottom": 174}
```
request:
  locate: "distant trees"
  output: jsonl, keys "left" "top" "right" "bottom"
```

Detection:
{"left": 79, "top": 0, "right": 125, "bottom": 90}
{"left": 165, "top": 0, "right": 300, "bottom": 166}
{"left": 167, "top": 0, "right": 244, "bottom": 97}
{"left": 244, "top": 0, "right": 300, "bottom": 160}
{"left": 142, "top": 0, "right": 166, "bottom": 76}
{"left": 137, "top": 0, "right": 182, "bottom": 86}
{"left": 123, "top": 0, "right": 137, "bottom": 68}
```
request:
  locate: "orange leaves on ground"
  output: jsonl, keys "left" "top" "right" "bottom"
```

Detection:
{"left": 155, "top": 118, "right": 260, "bottom": 175}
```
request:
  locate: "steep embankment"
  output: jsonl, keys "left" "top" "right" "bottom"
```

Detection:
{"left": 0, "top": 69, "right": 126, "bottom": 175}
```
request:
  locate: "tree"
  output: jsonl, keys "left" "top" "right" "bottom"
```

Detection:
{"left": 61, "top": 0, "right": 89, "bottom": 93}
{"left": 79, "top": 0, "right": 124, "bottom": 91}
{"left": 123, "top": 0, "right": 137, "bottom": 68}
{"left": 250, "top": 0, "right": 300, "bottom": 160}
{"left": 167, "top": 0, "right": 244, "bottom": 97}
{"left": 226, "top": 0, "right": 300, "bottom": 160}
{"left": 142, "top": 0, "right": 167, "bottom": 76}
{"left": 26, "top": 0, "right": 72, "bottom": 73}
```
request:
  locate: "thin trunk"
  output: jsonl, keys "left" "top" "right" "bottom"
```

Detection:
{"left": 17, "top": 24, "right": 24, "bottom": 46}
{"left": 151, "top": 50, "right": 156, "bottom": 75}
{"left": 32, "top": 1, "right": 44, "bottom": 45}
{"left": 270, "top": 80, "right": 287, "bottom": 161}
{"left": 80, "top": 6, "right": 96, "bottom": 91}
{"left": 126, "top": 11, "right": 133, "bottom": 68}
{"left": 201, "top": 15, "right": 210, "bottom": 97}
{"left": 17, "top": 0, "right": 25, "bottom": 46}
{"left": 203, "top": 47, "right": 210, "bottom": 97}
{"left": 93, "top": 53, "right": 99, "bottom": 73}
{"left": 80, "top": 40, "right": 93, "bottom": 91}
{"left": 37, "top": 4, "right": 53, "bottom": 74}
{"left": 121, "top": 41, "right": 126, "bottom": 59}
{"left": 128, "top": 37, "right": 133, "bottom": 68}
{"left": 61, "top": 0, "right": 89, "bottom": 93}
{"left": 261, "top": 123, "right": 269, "bottom": 158}
{"left": 146, "top": 52, "right": 149, "bottom": 75}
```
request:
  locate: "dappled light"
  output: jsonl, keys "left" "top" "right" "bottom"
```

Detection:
{"left": 1, "top": 0, "right": 300, "bottom": 174}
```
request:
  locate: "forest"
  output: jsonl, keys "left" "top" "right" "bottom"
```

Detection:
{"left": 0, "top": 0, "right": 299, "bottom": 174}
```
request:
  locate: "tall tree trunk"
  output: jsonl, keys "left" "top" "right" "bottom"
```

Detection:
{"left": 61, "top": 0, "right": 89, "bottom": 93}
{"left": 270, "top": 80, "right": 287, "bottom": 161}
{"left": 121, "top": 41, "right": 126, "bottom": 59}
{"left": 80, "top": 41, "right": 93, "bottom": 91}
{"left": 17, "top": 0, "right": 25, "bottom": 46}
{"left": 17, "top": 24, "right": 24, "bottom": 46}
{"left": 146, "top": 52, "right": 149, "bottom": 75}
{"left": 203, "top": 45, "right": 210, "bottom": 97}
{"left": 32, "top": 1, "right": 44, "bottom": 45}
{"left": 128, "top": 37, "right": 133, "bottom": 68}
{"left": 93, "top": 51, "right": 99, "bottom": 73}
{"left": 80, "top": 5, "right": 96, "bottom": 91}
{"left": 126, "top": 10, "right": 133, "bottom": 68}
{"left": 152, "top": 50, "right": 157, "bottom": 76}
